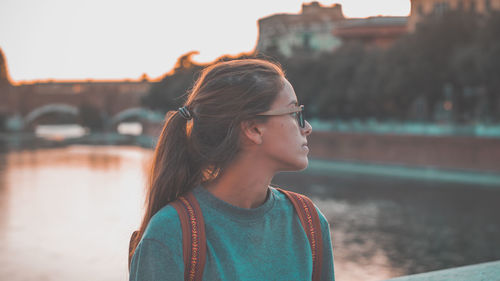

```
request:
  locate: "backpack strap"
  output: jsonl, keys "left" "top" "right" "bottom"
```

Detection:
{"left": 277, "top": 188, "right": 323, "bottom": 281}
{"left": 127, "top": 192, "right": 207, "bottom": 280}
{"left": 171, "top": 192, "right": 207, "bottom": 281}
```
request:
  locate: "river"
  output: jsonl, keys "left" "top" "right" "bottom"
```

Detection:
{"left": 0, "top": 145, "right": 499, "bottom": 281}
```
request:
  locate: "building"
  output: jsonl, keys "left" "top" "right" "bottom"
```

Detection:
{"left": 256, "top": 2, "right": 345, "bottom": 57}
{"left": 409, "top": 0, "right": 500, "bottom": 30}
{"left": 333, "top": 17, "right": 408, "bottom": 48}
{"left": 256, "top": 2, "right": 410, "bottom": 56}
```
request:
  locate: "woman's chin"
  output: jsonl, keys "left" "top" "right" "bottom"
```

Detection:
{"left": 288, "top": 157, "right": 309, "bottom": 171}
{"left": 274, "top": 156, "right": 309, "bottom": 172}
{"left": 297, "top": 158, "right": 309, "bottom": 171}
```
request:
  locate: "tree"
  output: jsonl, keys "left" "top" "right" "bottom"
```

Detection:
{"left": 0, "top": 48, "right": 10, "bottom": 86}
{"left": 141, "top": 51, "right": 205, "bottom": 112}
{"left": 0, "top": 48, "right": 11, "bottom": 131}
{"left": 477, "top": 12, "right": 500, "bottom": 121}
{"left": 142, "top": 12, "right": 500, "bottom": 123}
{"left": 141, "top": 51, "right": 258, "bottom": 113}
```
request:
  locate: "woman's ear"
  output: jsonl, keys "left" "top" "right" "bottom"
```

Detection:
{"left": 240, "top": 119, "right": 265, "bottom": 145}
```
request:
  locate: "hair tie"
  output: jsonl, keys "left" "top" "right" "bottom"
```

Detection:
{"left": 178, "top": 106, "right": 193, "bottom": 120}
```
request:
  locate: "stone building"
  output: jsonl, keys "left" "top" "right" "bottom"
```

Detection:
{"left": 333, "top": 16, "right": 408, "bottom": 48}
{"left": 256, "top": 2, "right": 345, "bottom": 57}
{"left": 409, "top": 0, "right": 500, "bottom": 30}
{"left": 256, "top": 2, "right": 410, "bottom": 56}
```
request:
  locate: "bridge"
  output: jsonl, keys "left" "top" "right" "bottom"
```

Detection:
{"left": 0, "top": 80, "right": 164, "bottom": 132}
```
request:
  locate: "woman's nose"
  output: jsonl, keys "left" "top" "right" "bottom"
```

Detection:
{"left": 302, "top": 120, "right": 312, "bottom": 136}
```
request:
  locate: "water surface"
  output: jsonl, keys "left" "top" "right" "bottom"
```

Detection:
{"left": 1, "top": 145, "right": 499, "bottom": 281}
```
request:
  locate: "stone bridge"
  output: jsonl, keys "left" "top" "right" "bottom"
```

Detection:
{"left": 0, "top": 80, "right": 164, "bottom": 131}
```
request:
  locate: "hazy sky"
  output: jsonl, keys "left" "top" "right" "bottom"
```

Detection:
{"left": 0, "top": 0, "right": 410, "bottom": 82}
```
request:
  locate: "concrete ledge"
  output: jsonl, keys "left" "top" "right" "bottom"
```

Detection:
{"left": 385, "top": 260, "right": 500, "bottom": 281}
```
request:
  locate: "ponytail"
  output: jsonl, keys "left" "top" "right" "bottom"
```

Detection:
{"left": 128, "top": 110, "right": 203, "bottom": 262}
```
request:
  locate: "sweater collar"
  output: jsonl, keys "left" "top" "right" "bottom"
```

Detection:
{"left": 192, "top": 185, "right": 276, "bottom": 221}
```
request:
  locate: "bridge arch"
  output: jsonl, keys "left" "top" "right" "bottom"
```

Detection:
{"left": 109, "top": 107, "right": 164, "bottom": 126}
{"left": 24, "top": 104, "right": 80, "bottom": 126}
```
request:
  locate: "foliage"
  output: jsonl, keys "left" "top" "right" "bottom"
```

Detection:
{"left": 141, "top": 51, "right": 261, "bottom": 112}
{"left": 0, "top": 48, "right": 10, "bottom": 87}
{"left": 141, "top": 51, "right": 205, "bottom": 112}
{"left": 142, "top": 12, "right": 500, "bottom": 123}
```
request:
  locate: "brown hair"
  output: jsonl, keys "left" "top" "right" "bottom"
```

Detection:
{"left": 129, "top": 59, "right": 285, "bottom": 261}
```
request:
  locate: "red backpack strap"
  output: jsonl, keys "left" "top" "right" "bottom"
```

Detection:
{"left": 277, "top": 188, "right": 323, "bottom": 281}
{"left": 171, "top": 192, "right": 207, "bottom": 281}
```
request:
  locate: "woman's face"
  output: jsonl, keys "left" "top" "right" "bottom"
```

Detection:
{"left": 259, "top": 78, "right": 312, "bottom": 171}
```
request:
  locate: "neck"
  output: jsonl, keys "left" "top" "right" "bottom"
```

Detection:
{"left": 204, "top": 153, "right": 275, "bottom": 209}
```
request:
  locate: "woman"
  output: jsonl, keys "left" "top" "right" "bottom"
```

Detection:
{"left": 129, "top": 59, "right": 335, "bottom": 280}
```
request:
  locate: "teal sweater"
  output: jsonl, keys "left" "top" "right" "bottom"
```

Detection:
{"left": 129, "top": 186, "right": 335, "bottom": 281}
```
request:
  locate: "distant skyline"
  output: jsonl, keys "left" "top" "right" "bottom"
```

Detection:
{"left": 0, "top": 0, "right": 410, "bottom": 82}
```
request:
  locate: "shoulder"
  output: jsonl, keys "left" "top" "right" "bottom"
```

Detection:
{"left": 141, "top": 204, "right": 182, "bottom": 244}
{"left": 130, "top": 204, "right": 185, "bottom": 280}
{"left": 269, "top": 186, "right": 295, "bottom": 212}
{"left": 269, "top": 186, "right": 289, "bottom": 201}
{"left": 271, "top": 187, "right": 331, "bottom": 231}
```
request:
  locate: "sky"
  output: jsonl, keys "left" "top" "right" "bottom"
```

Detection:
{"left": 0, "top": 0, "right": 410, "bottom": 83}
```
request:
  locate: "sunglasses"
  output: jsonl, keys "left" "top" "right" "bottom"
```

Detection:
{"left": 256, "top": 105, "right": 305, "bottom": 128}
